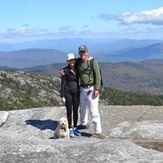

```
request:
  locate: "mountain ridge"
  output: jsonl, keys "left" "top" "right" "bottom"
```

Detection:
{"left": 0, "top": 38, "right": 163, "bottom": 52}
{"left": 108, "top": 43, "right": 163, "bottom": 59}
{"left": 0, "top": 69, "right": 162, "bottom": 111}
{"left": 0, "top": 59, "right": 162, "bottom": 95}
{"left": 21, "top": 59, "right": 163, "bottom": 95}
{"left": 0, "top": 49, "right": 67, "bottom": 68}
{"left": 0, "top": 42, "right": 163, "bottom": 68}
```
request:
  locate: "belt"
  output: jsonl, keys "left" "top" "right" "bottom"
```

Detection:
{"left": 81, "top": 85, "right": 93, "bottom": 88}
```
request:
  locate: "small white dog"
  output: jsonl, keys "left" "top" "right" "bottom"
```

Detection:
{"left": 53, "top": 117, "right": 70, "bottom": 139}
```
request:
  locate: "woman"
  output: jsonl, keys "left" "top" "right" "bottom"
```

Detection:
{"left": 60, "top": 53, "right": 81, "bottom": 138}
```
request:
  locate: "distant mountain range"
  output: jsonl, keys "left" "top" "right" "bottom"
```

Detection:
{"left": 100, "top": 59, "right": 163, "bottom": 95}
{"left": 0, "top": 58, "right": 162, "bottom": 95}
{"left": 0, "top": 49, "right": 67, "bottom": 68}
{"left": 0, "top": 38, "right": 163, "bottom": 68}
{"left": 0, "top": 38, "right": 162, "bottom": 95}
{"left": 20, "top": 59, "right": 163, "bottom": 95}
{"left": 96, "top": 43, "right": 163, "bottom": 62}
{"left": 1, "top": 38, "right": 163, "bottom": 53}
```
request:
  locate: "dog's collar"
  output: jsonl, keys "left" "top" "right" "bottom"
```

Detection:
{"left": 61, "top": 127, "right": 66, "bottom": 131}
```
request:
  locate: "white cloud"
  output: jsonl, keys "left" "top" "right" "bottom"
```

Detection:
{"left": 58, "top": 26, "right": 73, "bottom": 30}
{"left": 118, "top": 7, "right": 163, "bottom": 25}
{"left": 1, "top": 23, "right": 163, "bottom": 43}
{"left": 3, "top": 27, "right": 35, "bottom": 35}
{"left": 99, "top": 7, "right": 163, "bottom": 25}
{"left": 0, "top": 26, "right": 50, "bottom": 42}
{"left": 0, "top": 26, "right": 78, "bottom": 42}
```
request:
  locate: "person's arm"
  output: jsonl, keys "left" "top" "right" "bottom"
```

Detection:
{"left": 74, "top": 58, "right": 81, "bottom": 71}
{"left": 87, "top": 56, "right": 93, "bottom": 60}
{"left": 93, "top": 60, "right": 101, "bottom": 97}
{"left": 60, "top": 74, "right": 66, "bottom": 103}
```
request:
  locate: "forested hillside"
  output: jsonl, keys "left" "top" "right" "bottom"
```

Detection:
{"left": 22, "top": 59, "right": 163, "bottom": 95}
{"left": 0, "top": 70, "right": 61, "bottom": 110}
{"left": 0, "top": 70, "right": 162, "bottom": 111}
{"left": 101, "top": 87, "right": 163, "bottom": 106}
{"left": 100, "top": 59, "right": 163, "bottom": 95}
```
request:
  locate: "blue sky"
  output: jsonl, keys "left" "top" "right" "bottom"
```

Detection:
{"left": 0, "top": 0, "right": 163, "bottom": 43}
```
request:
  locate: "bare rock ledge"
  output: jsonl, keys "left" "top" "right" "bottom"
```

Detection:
{"left": 0, "top": 105, "right": 163, "bottom": 163}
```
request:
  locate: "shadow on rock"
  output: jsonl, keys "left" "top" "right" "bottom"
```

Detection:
{"left": 25, "top": 119, "right": 58, "bottom": 131}
{"left": 81, "top": 132, "right": 92, "bottom": 137}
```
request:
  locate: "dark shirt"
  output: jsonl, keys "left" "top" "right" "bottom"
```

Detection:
{"left": 61, "top": 65, "right": 79, "bottom": 97}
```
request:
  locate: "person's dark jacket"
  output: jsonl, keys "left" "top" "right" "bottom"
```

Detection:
{"left": 61, "top": 65, "right": 79, "bottom": 97}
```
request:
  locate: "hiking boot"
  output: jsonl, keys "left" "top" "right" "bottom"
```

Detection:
{"left": 91, "top": 133, "right": 105, "bottom": 139}
{"left": 77, "top": 123, "right": 90, "bottom": 130}
{"left": 69, "top": 129, "right": 75, "bottom": 138}
{"left": 73, "top": 128, "right": 81, "bottom": 136}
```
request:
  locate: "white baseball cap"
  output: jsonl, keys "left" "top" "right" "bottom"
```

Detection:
{"left": 67, "top": 53, "right": 76, "bottom": 61}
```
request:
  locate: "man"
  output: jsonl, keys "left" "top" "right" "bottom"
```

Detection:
{"left": 77, "top": 45, "right": 103, "bottom": 139}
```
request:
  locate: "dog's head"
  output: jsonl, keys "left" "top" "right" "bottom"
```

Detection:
{"left": 59, "top": 117, "right": 68, "bottom": 129}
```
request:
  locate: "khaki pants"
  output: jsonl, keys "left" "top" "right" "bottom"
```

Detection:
{"left": 79, "top": 86, "right": 102, "bottom": 134}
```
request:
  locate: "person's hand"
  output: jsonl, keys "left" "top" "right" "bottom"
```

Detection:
{"left": 61, "top": 97, "right": 66, "bottom": 104}
{"left": 87, "top": 56, "right": 93, "bottom": 61}
{"left": 60, "top": 69, "right": 65, "bottom": 76}
{"left": 94, "top": 90, "right": 99, "bottom": 98}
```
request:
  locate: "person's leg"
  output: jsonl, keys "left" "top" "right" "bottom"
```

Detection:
{"left": 72, "top": 93, "right": 81, "bottom": 136}
{"left": 72, "top": 93, "right": 79, "bottom": 127}
{"left": 64, "top": 92, "right": 73, "bottom": 129}
{"left": 87, "top": 87, "right": 102, "bottom": 134}
{"left": 79, "top": 86, "right": 89, "bottom": 126}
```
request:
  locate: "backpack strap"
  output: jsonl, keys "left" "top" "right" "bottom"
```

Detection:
{"left": 89, "top": 59, "right": 94, "bottom": 81}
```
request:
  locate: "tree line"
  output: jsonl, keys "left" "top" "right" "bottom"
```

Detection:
{"left": 100, "top": 87, "right": 163, "bottom": 106}
{"left": 0, "top": 70, "right": 162, "bottom": 111}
